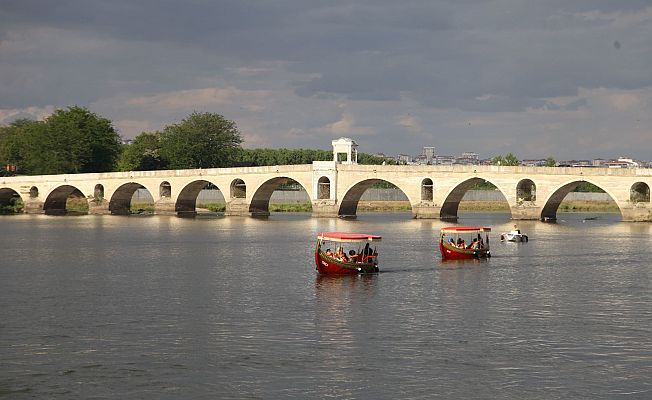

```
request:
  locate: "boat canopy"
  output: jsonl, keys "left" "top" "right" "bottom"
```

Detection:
{"left": 440, "top": 226, "right": 491, "bottom": 233}
{"left": 317, "top": 232, "right": 382, "bottom": 242}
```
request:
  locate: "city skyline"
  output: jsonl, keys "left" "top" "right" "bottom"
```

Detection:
{"left": 1, "top": 1, "right": 651, "bottom": 160}
{"left": 374, "top": 144, "right": 649, "bottom": 168}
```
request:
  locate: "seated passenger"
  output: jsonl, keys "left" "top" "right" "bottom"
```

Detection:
{"left": 336, "top": 247, "right": 348, "bottom": 262}
{"left": 325, "top": 248, "right": 333, "bottom": 257}
{"left": 348, "top": 250, "right": 359, "bottom": 262}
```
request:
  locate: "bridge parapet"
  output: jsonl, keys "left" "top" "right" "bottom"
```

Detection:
{"left": 1, "top": 164, "right": 650, "bottom": 221}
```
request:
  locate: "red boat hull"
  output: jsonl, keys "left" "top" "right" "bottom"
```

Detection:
{"left": 314, "top": 251, "right": 378, "bottom": 274}
{"left": 439, "top": 241, "right": 490, "bottom": 260}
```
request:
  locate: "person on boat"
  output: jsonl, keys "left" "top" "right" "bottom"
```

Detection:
{"left": 513, "top": 224, "right": 521, "bottom": 234}
{"left": 325, "top": 248, "right": 333, "bottom": 257}
{"left": 362, "top": 243, "right": 372, "bottom": 257}
{"left": 361, "top": 243, "right": 373, "bottom": 262}
{"left": 467, "top": 238, "right": 478, "bottom": 249}
{"left": 336, "top": 247, "right": 348, "bottom": 262}
{"left": 456, "top": 238, "right": 465, "bottom": 248}
{"left": 448, "top": 237, "right": 455, "bottom": 246}
{"left": 348, "top": 250, "right": 359, "bottom": 262}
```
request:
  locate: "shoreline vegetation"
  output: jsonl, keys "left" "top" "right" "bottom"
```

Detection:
{"left": 0, "top": 199, "right": 622, "bottom": 215}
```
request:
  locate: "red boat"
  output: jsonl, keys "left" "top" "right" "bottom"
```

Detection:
{"left": 439, "top": 226, "right": 491, "bottom": 260}
{"left": 315, "top": 232, "right": 381, "bottom": 274}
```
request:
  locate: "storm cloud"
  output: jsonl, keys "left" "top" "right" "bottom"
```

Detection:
{"left": 1, "top": 0, "right": 651, "bottom": 160}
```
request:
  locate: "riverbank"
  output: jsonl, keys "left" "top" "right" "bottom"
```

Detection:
{"left": 6, "top": 199, "right": 618, "bottom": 215}
{"left": 196, "top": 200, "right": 621, "bottom": 213}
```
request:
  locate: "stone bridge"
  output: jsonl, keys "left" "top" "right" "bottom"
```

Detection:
{"left": 1, "top": 162, "right": 651, "bottom": 221}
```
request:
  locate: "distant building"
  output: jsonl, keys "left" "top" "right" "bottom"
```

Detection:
{"left": 435, "top": 155, "right": 455, "bottom": 165}
{"left": 456, "top": 152, "right": 479, "bottom": 165}
{"left": 604, "top": 158, "right": 639, "bottom": 168}
{"left": 397, "top": 154, "right": 412, "bottom": 164}
{"left": 414, "top": 154, "right": 428, "bottom": 165}
{"left": 522, "top": 159, "right": 548, "bottom": 167}
{"left": 422, "top": 147, "right": 436, "bottom": 164}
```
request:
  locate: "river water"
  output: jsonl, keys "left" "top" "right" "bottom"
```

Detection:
{"left": 1, "top": 212, "right": 650, "bottom": 399}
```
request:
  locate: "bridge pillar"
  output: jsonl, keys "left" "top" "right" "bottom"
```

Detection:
{"left": 224, "top": 198, "right": 251, "bottom": 217}
{"left": 23, "top": 199, "right": 44, "bottom": 214}
{"left": 510, "top": 201, "right": 542, "bottom": 220}
{"left": 88, "top": 199, "right": 110, "bottom": 215}
{"left": 154, "top": 198, "right": 177, "bottom": 216}
{"left": 620, "top": 203, "right": 652, "bottom": 222}
{"left": 311, "top": 200, "right": 339, "bottom": 218}
{"left": 412, "top": 202, "right": 441, "bottom": 219}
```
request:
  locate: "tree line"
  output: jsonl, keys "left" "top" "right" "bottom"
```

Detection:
{"left": 0, "top": 107, "right": 390, "bottom": 175}
{"left": 0, "top": 105, "right": 601, "bottom": 195}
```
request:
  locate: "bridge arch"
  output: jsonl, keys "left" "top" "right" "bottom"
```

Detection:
{"left": 540, "top": 179, "right": 621, "bottom": 221}
{"left": 109, "top": 182, "right": 154, "bottom": 215}
{"left": 0, "top": 187, "right": 23, "bottom": 213}
{"left": 176, "top": 180, "right": 224, "bottom": 215}
{"left": 160, "top": 181, "right": 172, "bottom": 198}
{"left": 630, "top": 182, "right": 650, "bottom": 203}
{"left": 249, "top": 177, "right": 311, "bottom": 216}
{"left": 440, "top": 177, "right": 509, "bottom": 220}
{"left": 230, "top": 179, "right": 246, "bottom": 199}
{"left": 44, "top": 185, "right": 88, "bottom": 215}
{"left": 338, "top": 178, "right": 412, "bottom": 218}
{"left": 517, "top": 178, "right": 536, "bottom": 201}
{"left": 94, "top": 184, "right": 104, "bottom": 200}
{"left": 318, "top": 176, "right": 331, "bottom": 199}
{"left": 421, "top": 178, "right": 434, "bottom": 201}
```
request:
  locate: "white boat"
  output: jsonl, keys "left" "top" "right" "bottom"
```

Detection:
{"left": 500, "top": 226, "right": 528, "bottom": 242}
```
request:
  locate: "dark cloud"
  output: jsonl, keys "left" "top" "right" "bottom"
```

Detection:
{"left": 0, "top": 1, "right": 650, "bottom": 158}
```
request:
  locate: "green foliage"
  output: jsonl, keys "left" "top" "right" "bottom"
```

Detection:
{"left": 0, "top": 107, "right": 121, "bottom": 174}
{"left": 235, "top": 148, "right": 332, "bottom": 166}
{"left": 370, "top": 181, "right": 398, "bottom": 189}
{"left": 118, "top": 132, "right": 167, "bottom": 171}
{"left": 492, "top": 153, "right": 520, "bottom": 166}
{"left": 234, "top": 148, "right": 394, "bottom": 166}
{"left": 159, "top": 112, "right": 242, "bottom": 169}
{"left": 573, "top": 182, "right": 605, "bottom": 193}
{"left": 358, "top": 153, "right": 396, "bottom": 165}
{"left": 544, "top": 157, "right": 556, "bottom": 167}
{"left": 471, "top": 180, "right": 498, "bottom": 190}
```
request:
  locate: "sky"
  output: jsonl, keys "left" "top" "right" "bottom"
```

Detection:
{"left": 1, "top": 0, "right": 651, "bottom": 161}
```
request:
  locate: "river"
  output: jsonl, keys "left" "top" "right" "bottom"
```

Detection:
{"left": 1, "top": 212, "right": 650, "bottom": 399}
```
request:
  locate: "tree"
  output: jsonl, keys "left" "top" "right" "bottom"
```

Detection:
{"left": 159, "top": 112, "right": 243, "bottom": 169}
{"left": 0, "top": 107, "right": 121, "bottom": 174}
{"left": 44, "top": 106, "right": 122, "bottom": 173}
{"left": 544, "top": 157, "right": 556, "bottom": 167}
{"left": 118, "top": 132, "right": 167, "bottom": 171}
{"left": 233, "top": 148, "right": 395, "bottom": 166}
{"left": 492, "top": 153, "right": 520, "bottom": 166}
